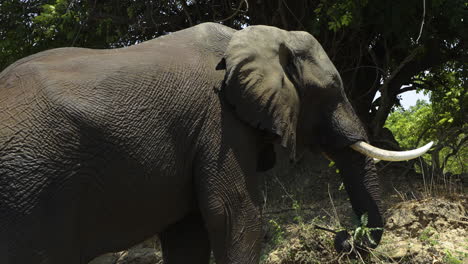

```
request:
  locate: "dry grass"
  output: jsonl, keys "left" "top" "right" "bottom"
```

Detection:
{"left": 260, "top": 193, "right": 468, "bottom": 264}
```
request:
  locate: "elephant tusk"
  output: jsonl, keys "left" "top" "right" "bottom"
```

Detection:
{"left": 350, "top": 141, "right": 434, "bottom": 161}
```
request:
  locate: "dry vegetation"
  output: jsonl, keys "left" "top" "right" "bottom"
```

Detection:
{"left": 261, "top": 195, "right": 467, "bottom": 264}
{"left": 259, "top": 152, "right": 467, "bottom": 264}
{"left": 90, "top": 153, "right": 467, "bottom": 264}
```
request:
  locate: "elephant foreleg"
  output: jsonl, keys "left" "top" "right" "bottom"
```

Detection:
{"left": 159, "top": 213, "right": 211, "bottom": 264}
{"left": 195, "top": 158, "right": 263, "bottom": 263}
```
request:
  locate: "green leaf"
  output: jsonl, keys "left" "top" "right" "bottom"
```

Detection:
{"left": 360, "top": 213, "right": 368, "bottom": 226}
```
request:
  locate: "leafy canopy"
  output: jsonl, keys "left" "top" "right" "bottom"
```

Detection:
{"left": 1, "top": 0, "right": 466, "bottom": 152}
{"left": 386, "top": 61, "right": 467, "bottom": 174}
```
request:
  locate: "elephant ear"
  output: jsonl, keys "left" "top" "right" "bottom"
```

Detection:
{"left": 222, "top": 26, "right": 300, "bottom": 158}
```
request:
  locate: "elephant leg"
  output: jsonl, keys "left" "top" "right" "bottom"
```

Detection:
{"left": 159, "top": 212, "right": 211, "bottom": 264}
{"left": 196, "top": 160, "right": 263, "bottom": 263}
{"left": 198, "top": 186, "right": 262, "bottom": 264}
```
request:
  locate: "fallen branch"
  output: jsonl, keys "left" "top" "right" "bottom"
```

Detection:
{"left": 314, "top": 224, "right": 338, "bottom": 234}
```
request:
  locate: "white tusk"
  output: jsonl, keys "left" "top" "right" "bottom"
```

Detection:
{"left": 350, "top": 141, "right": 434, "bottom": 161}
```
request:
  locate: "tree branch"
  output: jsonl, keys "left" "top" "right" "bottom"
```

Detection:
{"left": 441, "top": 136, "right": 466, "bottom": 172}
{"left": 416, "top": 0, "right": 426, "bottom": 43}
{"left": 372, "top": 48, "right": 421, "bottom": 135}
{"left": 215, "top": 0, "right": 248, "bottom": 23}
{"left": 178, "top": 0, "right": 193, "bottom": 26}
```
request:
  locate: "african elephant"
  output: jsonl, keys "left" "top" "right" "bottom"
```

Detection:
{"left": 0, "top": 23, "right": 432, "bottom": 264}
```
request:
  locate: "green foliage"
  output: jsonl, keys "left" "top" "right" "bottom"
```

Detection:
{"left": 419, "top": 227, "right": 440, "bottom": 246}
{"left": 443, "top": 250, "right": 463, "bottom": 264}
{"left": 0, "top": 0, "right": 465, "bottom": 158}
{"left": 262, "top": 217, "right": 339, "bottom": 263}
{"left": 417, "top": 62, "right": 467, "bottom": 128}
{"left": 386, "top": 100, "right": 433, "bottom": 149}
{"left": 291, "top": 200, "right": 303, "bottom": 224}
{"left": 328, "top": 161, "right": 340, "bottom": 174}
{"left": 33, "top": 0, "right": 84, "bottom": 42}
{"left": 338, "top": 182, "right": 345, "bottom": 191}
{"left": 386, "top": 62, "right": 467, "bottom": 176}
{"left": 351, "top": 213, "right": 382, "bottom": 247}
{"left": 313, "top": 0, "right": 365, "bottom": 32}
{"left": 268, "top": 219, "right": 284, "bottom": 246}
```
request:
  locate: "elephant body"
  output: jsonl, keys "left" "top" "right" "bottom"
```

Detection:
{"left": 0, "top": 23, "right": 383, "bottom": 264}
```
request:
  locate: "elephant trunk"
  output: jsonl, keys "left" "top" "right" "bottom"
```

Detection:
{"left": 330, "top": 147, "right": 384, "bottom": 251}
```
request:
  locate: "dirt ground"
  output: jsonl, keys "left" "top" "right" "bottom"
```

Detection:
{"left": 90, "top": 154, "right": 468, "bottom": 264}
{"left": 260, "top": 154, "right": 467, "bottom": 264}
{"left": 261, "top": 195, "right": 467, "bottom": 263}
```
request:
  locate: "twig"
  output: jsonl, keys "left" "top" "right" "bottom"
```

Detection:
{"left": 416, "top": 0, "right": 426, "bottom": 43}
{"left": 366, "top": 247, "right": 390, "bottom": 264}
{"left": 393, "top": 186, "right": 406, "bottom": 201}
{"left": 328, "top": 184, "right": 341, "bottom": 226}
{"left": 264, "top": 206, "right": 317, "bottom": 215}
{"left": 420, "top": 157, "right": 429, "bottom": 195}
{"left": 71, "top": 23, "right": 83, "bottom": 47}
{"left": 341, "top": 65, "right": 386, "bottom": 75}
{"left": 448, "top": 219, "right": 468, "bottom": 225}
{"left": 178, "top": 0, "right": 193, "bottom": 26}
{"left": 314, "top": 224, "right": 337, "bottom": 234}
{"left": 278, "top": 0, "right": 288, "bottom": 29}
{"left": 355, "top": 248, "right": 366, "bottom": 264}
{"left": 262, "top": 176, "right": 268, "bottom": 212}
{"left": 372, "top": 47, "right": 421, "bottom": 134}
{"left": 321, "top": 208, "right": 335, "bottom": 221}
{"left": 273, "top": 176, "right": 295, "bottom": 203}
{"left": 281, "top": 0, "right": 306, "bottom": 29}
{"left": 214, "top": 0, "right": 248, "bottom": 23}
{"left": 66, "top": 0, "right": 75, "bottom": 11}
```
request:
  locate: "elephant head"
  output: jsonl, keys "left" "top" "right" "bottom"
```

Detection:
{"left": 220, "top": 25, "right": 431, "bottom": 250}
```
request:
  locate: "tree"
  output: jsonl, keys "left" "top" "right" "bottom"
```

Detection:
{"left": 0, "top": 0, "right": 250, "bottom": 69}
{"left": 1, "top": 0, "right": 466, "bottom": 147}
{"left": 245, "top": 0, "right": 466, "bottom": 139}
{"left": 385, "top": 60, "right": 467, "bottom": 179}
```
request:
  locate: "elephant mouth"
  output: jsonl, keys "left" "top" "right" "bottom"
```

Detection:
{"left": 350, "top": 141, "right": 433, "bottom": 161}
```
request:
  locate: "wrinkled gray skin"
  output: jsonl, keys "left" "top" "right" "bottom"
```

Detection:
{"left": 0, "top": 23, "right": 383, "bottom": 264}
